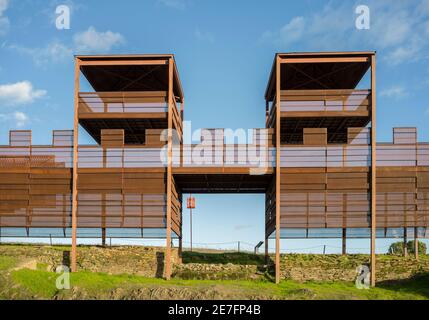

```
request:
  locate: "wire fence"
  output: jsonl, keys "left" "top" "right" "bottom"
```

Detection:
{"left": 1, "top": 236, "right": 418, "bottom": 254}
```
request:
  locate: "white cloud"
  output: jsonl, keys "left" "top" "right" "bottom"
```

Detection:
{"left": 233, "top": 225, "right": 254, "bottom": 231}
{"left": 156, "top": 0, "right": 186, "bottom": 10}
{"left": 380, "top": 85, "right": 406, "bottom": 98}
{"left": 0, "top": 0, "right": 10, "bottom": 36}
{"left": 0, "top": 111, "right": 30, "bottom": 127}
{"left": 0, "top": 81, "right": 47, "bottom": 106}
{"left": 13, "top": 111, "right": 29, "bottom": 127}
{"left": 259, "top": 1, "right": 429, "bottom": 66}
{"left": 73, "top": 26, "right": 125, "bottom": 53}
{"left": 194, "top": 28, "right": 214, "bottom": 43}
{"left": 9, "top": 41, "right": 73, "bottom": 66}
{"left": 261, "top": 16, "right": 305, "bottom": 46}
{"left": 9, "top": 26, "right": 125, "bottom": 65}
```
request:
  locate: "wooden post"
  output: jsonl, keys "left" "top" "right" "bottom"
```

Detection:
{"left": 275, "top": 55, "right": 281, "bottom": 284}
{"left": 370, "top": 54, "right": 377, "bottom": 287}
{"left": 178, "top": 236, "right": 183, "bottom": 263}
{"left": 403, "top": 227, "right": 408, "bottom": 257}
{"left": 101, "top": 228, "right": 106, "bottom": 246}
{"left": 415, "top": 227, "right": 419, "bottom": 261}
{"left": 71, "top": 58, "right": 80, "bottom": 272}
{"left": 165, "top": 58, "right": 174, "bottom": 280}
{"left": 265, "top": 236, "right": 269, "bottom": 264}
{"left": 342, "top": 228, "right": 346, "bottom": 255}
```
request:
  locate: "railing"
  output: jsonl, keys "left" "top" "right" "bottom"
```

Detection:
{"left": 280, "top": 89, "right": 370, "bottom": 113}
{"left": 77, "top": 145, "right": 276, "bottom": 169}
{"left": 280, "top": 144, "right": 429, "bottom": 168}
{"left": 0, "top": 146, "right": 73, "bottom": 168}
{"left": 78, "top": 91, "right": 168, "bottom": 114}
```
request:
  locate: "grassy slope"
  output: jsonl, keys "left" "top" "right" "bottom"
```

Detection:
{"left": 1, "top": 253, "right": 428, "bottom": 300}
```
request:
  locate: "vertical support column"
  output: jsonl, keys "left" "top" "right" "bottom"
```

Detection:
{"left": 180, "top": 97, "right": 184, "bottom": 121}
{"left": 178, "top": 237, "right": 183, "bottom": 263}
{"left": 342, "top": 228, "right": 347, "bottom": 255}
{"left": 71, "top": 58, "right": 80, "bottom": 272}
{"left": 414, "top": 227, "right": 419, "bottom": 261}
{"left": 165, "top": 57, "right": 174, "bottom": 280}
{"left": 403, "top": 227, "right": 408, "bottom": 257}
{"left": 275, "top": 55, "right": 281, "bottom": 284}
{"left": 264, "top": 235, "right": 269, "bottom": 264}
{"left": 370, "top": 54, "right": 377, "bottom": 287}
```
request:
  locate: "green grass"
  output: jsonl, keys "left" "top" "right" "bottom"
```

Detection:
{"left": 2, "top": 244, "right": 429, "bottom": 300}
{"left": 8, "top": 267, "right": 429, "bottom": 300}
{"left": 0, "top": 256, "right": 16, "bottom": 270}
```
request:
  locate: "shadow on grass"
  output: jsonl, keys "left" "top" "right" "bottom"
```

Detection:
{"left": 177, "top": 251, "right": 275, "bottom": 281}
{"left": 377, "top": 272, "right": 429, "bottom": 299}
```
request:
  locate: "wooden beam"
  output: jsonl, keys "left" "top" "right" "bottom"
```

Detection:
{"left": 275, "top": 55, "right": 281, "bottom": 284}
{"left": 78, "top": 60, "right": 167, "bottom": 66}
{"left": 279, "top": 57, "right": 369, "bottom": 64}
{"left": 370, "top": 54, "right": 377, "bottom": 287}
{"left": 165, "top": 57, "right": 173, "bottom": 280}
{"left": 71, "top": 58, "right": 80, "bottom": 272}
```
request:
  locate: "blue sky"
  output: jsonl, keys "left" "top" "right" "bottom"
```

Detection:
{"left": 0, "top": 0, "right": 428, "bottom": 252}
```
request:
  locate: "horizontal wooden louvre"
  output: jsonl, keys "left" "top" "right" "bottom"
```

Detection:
{"left": 53, "top": 130, "right": 73, "bottom": 147}
{"left": 348, "top": 128, "right": 370, "bottom": 145}
{"left": 101, "top": 129, "right": 124, "bottom": 147}
{"left": 303, "top": 128, "right": 327, "bottom": 146}
{"left": 280, "top": 89, "right": 370, "bottom": 113}
{"left": 10, "top": 130, "right": 31, "bottom": 147}
{"left": 145, "top": 129, "right": 166, "bottom": 147}
{"left": 78, "top": 91, "right": 168, "bottom": 114}
{"left": 393, "top": 127, "right": 417, "bottom": 145}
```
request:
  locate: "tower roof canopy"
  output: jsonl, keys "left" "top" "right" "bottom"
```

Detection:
{"left": 265, "top": 51, "right": 375, "bottom": 101}
{"left": 76, "top": 54, "right": 184, "bottom": 101}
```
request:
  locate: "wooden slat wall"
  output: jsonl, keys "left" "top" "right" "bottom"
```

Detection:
{"left": 0, "top": 127, "right": 428, "bottom": 233}
{"left": 146, "top": 129, "right": 167, "bottom": 147}
{"left": 280, "top": 127, "right": 370, "bottom": 229}
{"left": 53, "top": 130, "right": 73, "bottom": 147}
{"left": 101, "top": 129, "right": 124, "bottom": 147}
{"left": 77, "top": 168, "right": 167, "bottom": 229}
{"left": 10, "top": 130, "right": 31, "bottom": 147}
{"left": 280, "top": 127, "right": 429, "bottom": 230}
{"left": 377, "top": 128, "right": 426, "bottom": 228}
{"left": 265, "top": 177, "right": 276, "bottom": 236}
{"left": 0, "top": 130, "right": 72, "bottom": 228}
{"left": 303, "top": 128, "right": 327, "bottom": 146}
{"left": 280, "top": 89, "right": 370, "bottom": 113}
{"left": 78, "top": 91, "right": 168, "bottom": 114}
{"left": 171, "top": 176, "right": 182, "bottom": 237}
